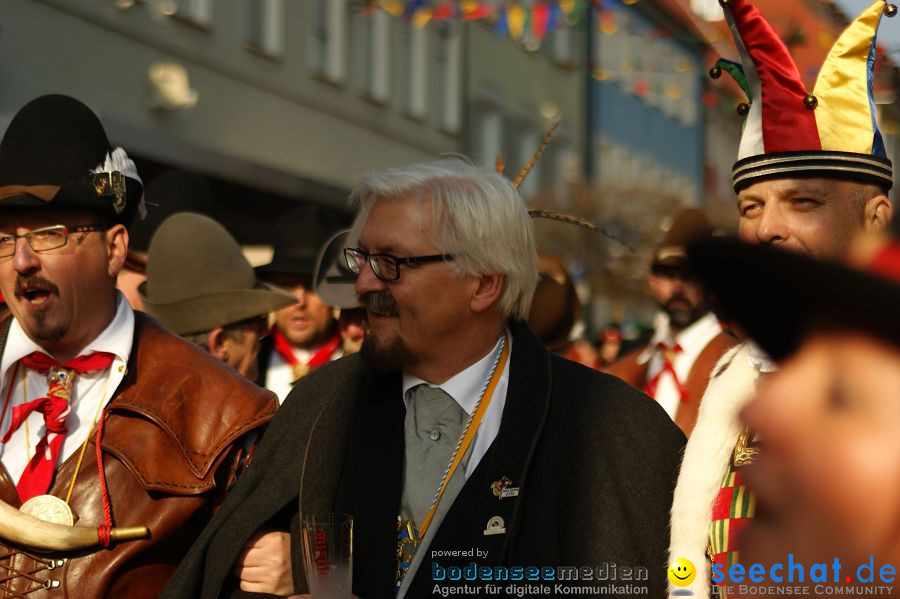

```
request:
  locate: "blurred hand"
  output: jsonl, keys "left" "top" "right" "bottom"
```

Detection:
{"left": 234, "top": 530, "right": 293, "bottom": 595}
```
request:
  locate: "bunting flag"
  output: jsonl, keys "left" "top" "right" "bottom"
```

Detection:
{"left": 412, "top": 7, "right": 433, "bottom": 27}
{"left": 508, "top": 4, "right": 526, "bottom": 40}
{"left": 362, "top": 0, "right": 621, "bottom": 42}
{"left": 494, "top": 6, "right": 509, "bottom": 36}
{"left": 532, "top": 2, "right": 551, "bottom": 38}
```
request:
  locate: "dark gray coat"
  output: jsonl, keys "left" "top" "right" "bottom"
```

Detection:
{"left": 161, "top": 323, "right": 685, "bottom": 599}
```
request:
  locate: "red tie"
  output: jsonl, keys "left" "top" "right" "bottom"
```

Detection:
{"left": 271, "top": 328, "right": 341, "bottom": 381}
{"left": 643, "top": 342, "right": 689, "bottom": 403}
{"left": 2, "top": 351, "right": 116, "bottom": 502}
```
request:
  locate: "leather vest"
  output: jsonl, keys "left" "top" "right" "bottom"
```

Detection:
{"left": 0, "top": 314, "right": 277, "bottom": 598}
{"left": 606, "top": 331, "right": 736, "bottom": 437}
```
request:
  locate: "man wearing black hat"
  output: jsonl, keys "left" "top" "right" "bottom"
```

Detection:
{"left": 116, "top": 170, "right": 215, "bottom": 312}
{"left": 140, "top": 213, "right": 295, "bottom": 380}
{"left": 607, "top": 208, "right": 734, "bottom": 437}
{"left": 256, "top": 206, "right": 347, "bottom": 402}
{"left": 313, "top": 228, "right": 366, "bottom": 357}
{"left": 0, "top": 94, "right": 276, "bottom": 598}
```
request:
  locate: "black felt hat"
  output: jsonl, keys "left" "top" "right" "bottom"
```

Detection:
{"left": 313, "top": 229, "right": 360, "bottom": 309}
{"left": 256, "top": 205, "right": 345, "bottom": 278}
{"left": 129, "top": 170, "right": 215, "bottom": 252}
{"left": 688, "top": 237, "right": 900, "bottom": 361}
{"left": 0, "top": 95, "right": 144, "bottom": 224}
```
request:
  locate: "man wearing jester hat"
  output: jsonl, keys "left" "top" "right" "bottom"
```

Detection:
{"left": 0, "top": 95, "right": 276, "bottom": 597}
{"left": 669, "top": 1, "right": 895, "bottom": 597}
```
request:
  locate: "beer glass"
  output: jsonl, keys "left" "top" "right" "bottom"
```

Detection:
{"left": 301, "top": 512, "right": 353, "bottom": 599}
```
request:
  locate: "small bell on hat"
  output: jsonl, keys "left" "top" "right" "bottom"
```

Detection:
{"left": 712, "top": 0, "right": 894, "bottom": 192}
{"left": 0, "top": 95, "right": 145, "bottom": 224}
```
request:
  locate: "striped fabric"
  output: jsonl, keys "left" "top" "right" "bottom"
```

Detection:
{"left": 709, "top": 468, "right": 756, "bottom": 597}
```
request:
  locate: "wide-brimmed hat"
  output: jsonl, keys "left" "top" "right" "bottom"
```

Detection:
{"left": 711, "top": 0, "right": 894, "bottom": 192}
{"left": 527, "top": 254, "right": 580, "bottom": 350}
{"left": 129, "top": 170, "right": 215, "bottom": 253}
{"left": 138, "top": 213, "right": 295, "bottom": 335}
{"left": 313, "top": 229, "right": 360, "bottom": 309}
{"left": 0, "top": 95, "right": 145, "bottom": 223}
{"left": 687, "top": 237, "right": 900, "bottom": 361}
{"left": 256, "top": 205, "right": 346, "bottom": 278}
{"left": 652, "top": 208, "right": 713, "bottom": 270}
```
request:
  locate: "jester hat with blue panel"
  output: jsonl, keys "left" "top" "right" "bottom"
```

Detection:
{"left": 0, "top": 95, "right": 144, "bottom": 224}
{"left": 712, "top": 0, "right": 895, "bottom": 192}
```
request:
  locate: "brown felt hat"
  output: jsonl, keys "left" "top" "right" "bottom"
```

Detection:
{"left": 138, "top": 213, "right": 295, "bottom": 335}
{"left": 652, "top": 208, "right": 713, "bottom": 269}
{"left": 527, "top": 254, "right": 580, "bottom": 349}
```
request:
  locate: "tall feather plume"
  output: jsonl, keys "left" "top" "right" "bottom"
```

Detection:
{"left": 512, "top": 120, "right": 559, "bottom": 188}
{"left": 527, "top": 209, "right": 597, "bottom": 231}
{"left": 528, "top": 209, "right": 635, "bottom": 253}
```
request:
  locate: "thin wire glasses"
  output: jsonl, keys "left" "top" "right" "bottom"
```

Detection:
{"left": 344, "top": 247, "right": 454, "bottom": 282}
{"left": 0, "top": 225, "right": 107, "bottom": 258}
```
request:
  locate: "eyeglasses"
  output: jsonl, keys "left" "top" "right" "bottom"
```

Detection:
{"left": 0, "top": 224, "right": 107, "bottom": 258}
{"left": 343, "top": 247, "right": 454, "bottom": 282}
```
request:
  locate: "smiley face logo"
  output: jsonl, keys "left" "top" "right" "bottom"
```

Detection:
{"left": 668, "top": 557, "right": 696, "bottom": 587}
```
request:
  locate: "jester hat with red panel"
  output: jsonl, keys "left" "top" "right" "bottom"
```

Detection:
{"left": 711, "top": 0, "right": 895, "bottom": 192}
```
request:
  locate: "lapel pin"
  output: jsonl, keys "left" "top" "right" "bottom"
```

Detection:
{"left": 484, "top": 516, "right": 506, "bottom": 536}
{"left": 491, "top": 476, "right": 519, "bottom": 499}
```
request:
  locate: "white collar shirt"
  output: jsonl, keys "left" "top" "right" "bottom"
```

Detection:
{"left": 0, "top": 292, "right": 134, "bottom": 484}
{"left": 638, "top": 311, "right": 722, "bottom": 421}
{"left": 265, "top": 343, "right": 344, "bottom": 405}
{"left": 401, "top": 329, "right": 511, "bottom": 479}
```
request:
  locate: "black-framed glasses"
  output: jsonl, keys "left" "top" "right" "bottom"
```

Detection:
{"left": 0, "top": 224, "right": 107, "bottom": 258}
{"left": 343, "top": 247, "right": 454, "bottom": 282}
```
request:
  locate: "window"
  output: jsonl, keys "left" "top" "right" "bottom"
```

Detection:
{"left": 362, "top": 10, "right": 391, "bottom": 102}
{"left": 471, "top": 104, "right": 503, "bottom": 169}
{"left": 246, "top": 0, "right": 284, "bottom": 55}
{"left": 403, "top": 22, "right": 428, "bottom": 118}
{"left": 551, "top": 26, "right": 573, "bottom": 67}
{"left": 434, "top": 22, "right": 461, "bottom": 133}
{"left": 513, "top": 126, "right": 540, "bottom": 198}
{"left": 173, "top": 0, "right": 211, "bottom": 24}
{"left": 309, "top": 0, "right": 348, "bottom": 83}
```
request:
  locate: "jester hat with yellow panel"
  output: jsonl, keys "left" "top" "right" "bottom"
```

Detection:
{"left": 711, "top": 0, "right": 895, "bottom": 192}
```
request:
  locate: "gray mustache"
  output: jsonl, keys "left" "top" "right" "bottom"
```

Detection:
{"left": 361, "top": 292, "right": 399, "bottom": 316}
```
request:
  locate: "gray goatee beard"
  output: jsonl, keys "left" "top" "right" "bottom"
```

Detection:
{"left": 358, "top": 292, "right": 414, "bottom": 371}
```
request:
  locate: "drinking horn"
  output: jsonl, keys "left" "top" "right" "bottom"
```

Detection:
{"left": 0, "top": 499, "right": 148, "bottom": 551}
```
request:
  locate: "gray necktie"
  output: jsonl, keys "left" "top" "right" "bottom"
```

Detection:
{"left": 400, "top": 384, "right": 467, "bottom": 529}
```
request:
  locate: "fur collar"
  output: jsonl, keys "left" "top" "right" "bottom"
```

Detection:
{"left": 668, "top": 341, "right": 761, "bottom": 599}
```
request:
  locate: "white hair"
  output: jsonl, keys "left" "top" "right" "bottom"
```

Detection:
{"left": 350, "top": 158, "right": 539, "bottom": 320}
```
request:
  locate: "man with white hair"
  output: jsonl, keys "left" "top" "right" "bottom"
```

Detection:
{"left": 162, "top": 158, "right": 685, "bottom": 599}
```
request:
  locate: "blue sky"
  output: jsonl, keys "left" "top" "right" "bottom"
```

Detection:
{"left": 833, "top": 0, "right": 900, "bottom": 57}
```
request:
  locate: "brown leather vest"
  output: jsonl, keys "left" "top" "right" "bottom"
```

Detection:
{"left": 0, "top": 314, "right": 277, "bottom": 598}
{"left": 605, "top": 331, "right": 736, "bottom": 437}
